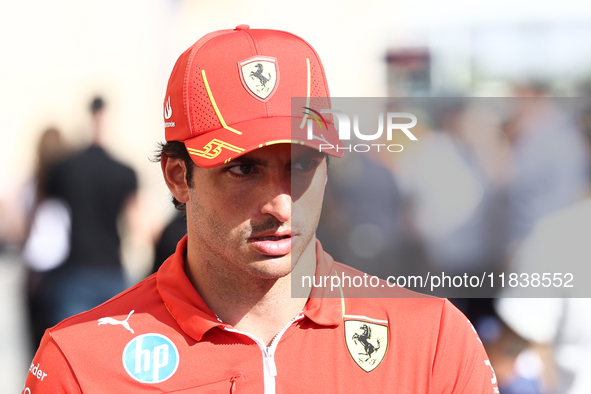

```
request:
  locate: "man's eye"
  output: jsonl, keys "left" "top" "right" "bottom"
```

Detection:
{"left": 228, "top": 164, "right": 256, "bottom": 176}
{"left": 292, "top": 160, "right": 317, "bottom": 172}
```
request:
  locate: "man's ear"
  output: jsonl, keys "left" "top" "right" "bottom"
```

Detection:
{"left": 161, "top": 156, "right": 190, "bottom": 204}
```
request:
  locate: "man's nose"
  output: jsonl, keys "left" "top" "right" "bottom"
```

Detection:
{"left": 259, "top": 174, "right": 291, "bottom": 223}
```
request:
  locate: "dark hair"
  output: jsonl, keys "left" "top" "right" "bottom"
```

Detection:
{"left": 153, "top": 141, "right": 195, "bottom": 213}
{"left": 90, "top": 96, "right": 105, "bottom": 115}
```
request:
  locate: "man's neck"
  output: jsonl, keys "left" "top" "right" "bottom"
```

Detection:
{"left": 215, "top": 276, "right": 308, "bottom": 345}
{"left": 185, "top": 240, "right": 316, "bottom": 345}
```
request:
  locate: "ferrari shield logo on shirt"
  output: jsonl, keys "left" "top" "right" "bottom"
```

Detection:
{"left": 239, "top": 56, "right": 278, "bottom": 101}
{"left": 344, "top": 319, "right": 388, "bottom": 372}
{"left": 122, "top": 334, "right": 179, "bottom": 384}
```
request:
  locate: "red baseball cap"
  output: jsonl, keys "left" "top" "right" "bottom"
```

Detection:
{"left": 163, "top": 25, "right": 343, "bottom": 168}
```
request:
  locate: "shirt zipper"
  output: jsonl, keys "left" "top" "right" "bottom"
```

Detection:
{"left": 224, "top": 312, "right": 305, "bottom": 394}
{"left": 230, "top": 375, "right": 238, "bottom": 393}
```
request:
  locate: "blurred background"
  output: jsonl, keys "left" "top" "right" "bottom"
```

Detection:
{"left": 3, "top": 0, "right": 591, "bottom": 392}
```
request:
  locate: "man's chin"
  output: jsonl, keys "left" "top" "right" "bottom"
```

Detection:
{"left": 247, "top": 262, "right": 293, "bottom": 281}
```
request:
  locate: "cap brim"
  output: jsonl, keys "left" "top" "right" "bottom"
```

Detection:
{"left": 183, "top": 116, "right": 343, "bottom": 168}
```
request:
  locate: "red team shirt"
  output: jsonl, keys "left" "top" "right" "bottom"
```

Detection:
{"left": 23, "top": 237, "right": 499, "bottom": 393}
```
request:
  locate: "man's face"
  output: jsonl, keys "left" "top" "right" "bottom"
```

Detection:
{"left": 184, "top": 144, "right": 327, "bottom": 280}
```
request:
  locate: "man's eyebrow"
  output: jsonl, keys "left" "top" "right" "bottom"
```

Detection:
{"left": 292, "top": 151, "right": 326, "bottom": 162}
{"left": 229, "top": 156, "right": 268, "bottom": 166}
{"left": 228, "top": 152, "right": 324, "bottom": 166}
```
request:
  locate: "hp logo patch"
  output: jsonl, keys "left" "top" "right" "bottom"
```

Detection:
{"left": 122, "top": 334, "right": 179, "bottom": 384}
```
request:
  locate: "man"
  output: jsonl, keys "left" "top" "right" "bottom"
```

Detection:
{"left": 25, "top": 97, "right": 137, "bottom": 348}
{"left": 23, "top": 25, "right": 499, "bottom": 393}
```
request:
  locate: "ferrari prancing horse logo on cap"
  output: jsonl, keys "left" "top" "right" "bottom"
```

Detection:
{"left": 239, "top": 56, "right": 278, "bottom": 101}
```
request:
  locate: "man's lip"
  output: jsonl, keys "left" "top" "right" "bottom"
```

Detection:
{"left": 248, "top": 232, "right": 294, "bottom": 256}
{"left": 248, "top": 230, "right": 292, "bottom": 241}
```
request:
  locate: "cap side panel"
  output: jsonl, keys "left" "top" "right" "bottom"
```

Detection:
{"left": 275, "top": 30, "right": 333, "bottom": 124}
{"left": 309, "top": 58, "right": 333, "bottom": 124}
{"left": 249, "top": 28, "right": 332, "bottom": 97}
{"left": 186, "top": 31, "right": 239, "bottom": 137}
{"left": 299, "top": 58, "right": 312, "bottom": 129}
{"left": 190, "top": 65, "right": 223, "bottom": 135}
{"left": 164, "top": 47, "right": 192, "bottom": 142}
{"left": 200, "top": 70, "right": 242, "bottom": 135}
{"left": 164, "top": 30, "right": 233, "bottom": 142}
{"left": 195, "top": 34, "right": 265, "bottom": 130}
{"left": 288, "top": 30, "right": 333, "bottom": 98}
{"left": 184, "top": 46, "right": 199, "bottom": 137}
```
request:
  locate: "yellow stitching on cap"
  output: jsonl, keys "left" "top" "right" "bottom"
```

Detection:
{"left": 187, "top": 139, "right": 244, "bottom": 160}
{"left": 265, "top": 140, "right": 295, "bottom": 145}
{"left": 201, "top": 70, "right": 242, "bottom": 135}
{"left": 299, "top": 58, "right": 312, "bottom": 130}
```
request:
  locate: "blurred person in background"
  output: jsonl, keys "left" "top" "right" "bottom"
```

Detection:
{"left": 494, "top": 96, "right": 591, "bottom": 394}
{"left": 394, "top": 101, "right": 514, "bottom": 388}
{"left": 505, "top": 86, "right": 589, "bottom": 247}
{"left": 33, "top": 96, "right": 138, "bottom": 337}
{"left": 396, "top": 100, "right": 511, "bottom": 299}
{"left": 21, "top": 127, "right": 71, "bottom": 350}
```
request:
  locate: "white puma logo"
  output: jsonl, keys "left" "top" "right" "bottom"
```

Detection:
{"left": 98, "top": 310, "right": 135, "bottom": 334}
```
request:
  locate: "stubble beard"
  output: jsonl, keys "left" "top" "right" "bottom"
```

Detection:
{"left": 191, "top": 205, "right": 295, "bottom": 281}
